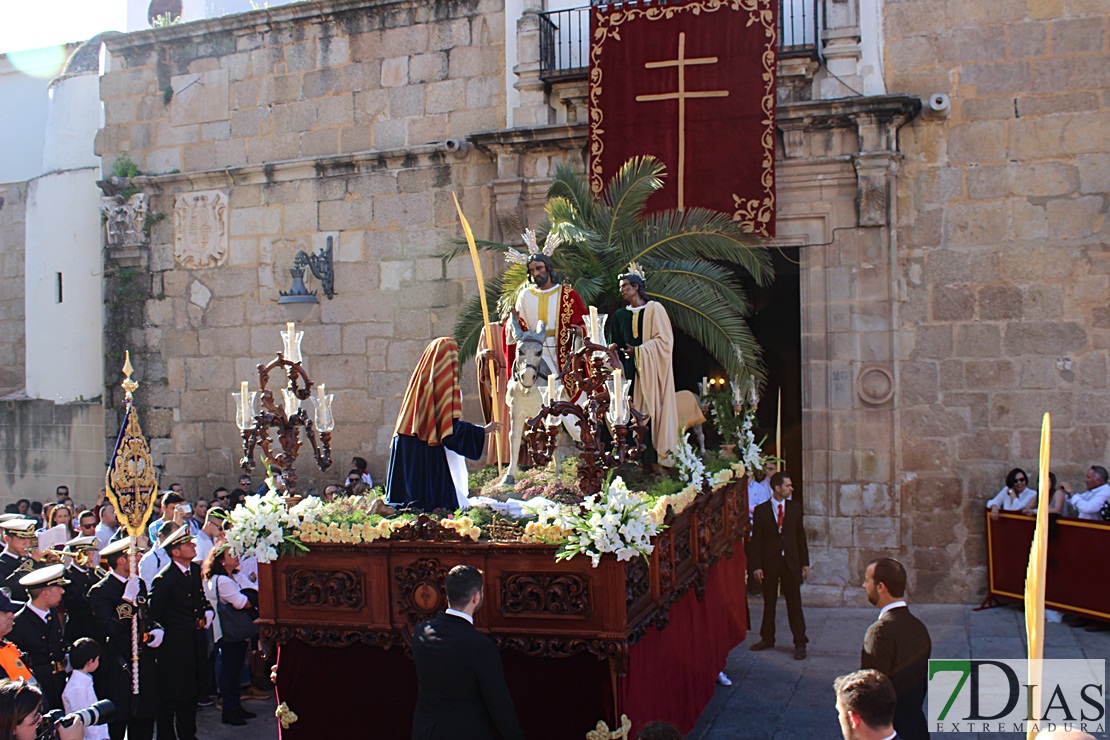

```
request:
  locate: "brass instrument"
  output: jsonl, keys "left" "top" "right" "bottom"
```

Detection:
{"left": 40, "top": 549, "right": 94, "bottom": 568}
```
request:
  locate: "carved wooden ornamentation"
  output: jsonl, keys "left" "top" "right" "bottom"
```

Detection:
{"left": 624, "top": 557, "right": 649, "bottom": 605}
{"left": 173, "top": 190, "right": 229, "bottom": 268}
{"left": 656, "top": 534, "right": 674, "bottom": 594}
{"left": 285, "top": 569, "right": 363, "bottom": 609}
{"left": 500, "top": 573, "right": 591, "bottom": 617}
{"left": 394, "top": 558, "right": 449, "bottom": 627}
{"left": 261, "top": 624, "right": 402, "bottom": 651}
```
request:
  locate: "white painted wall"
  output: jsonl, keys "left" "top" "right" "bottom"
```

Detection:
{"left": 0, "top": 60, "right": 51, "bottom": 183}
{"left": 24, "top": 70, "right": 103, "bottom": 403}
{"left": 859, "top": 0, "right": 887, "bottom": 95}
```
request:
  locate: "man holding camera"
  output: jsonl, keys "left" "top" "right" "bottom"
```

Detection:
{"left": 88, "top": 537, "right": 163, "bottom": 740}
{"left": 149, "top": 527, "right": 211, "bottom": 740}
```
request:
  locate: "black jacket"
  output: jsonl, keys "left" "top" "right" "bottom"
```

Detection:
{"left": 411, "top": 613, "right": 524, "bottom": 740}
{"left": 749, "top": 498, "right": 809, "bottom": 575}
{"left": 148, "top": 561, "right": 209, "bottom": 699}
{"left": 862, "top": 605, "right": 932, "bottom": 740}
{"left": 88, "top": 572, "right": 160, "bottom": 719}
{"left": 62, "top": 564, "right": 102, "bottom": 645}
{"left": 9, "top": 605, "right": 66, "bottom": 709}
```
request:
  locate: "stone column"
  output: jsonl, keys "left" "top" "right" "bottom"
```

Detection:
{"left": 817, "top": 0, "right": 863, "bottom": 99}
{"left": 512, "top": 0, "right": 553, "bottom": 128}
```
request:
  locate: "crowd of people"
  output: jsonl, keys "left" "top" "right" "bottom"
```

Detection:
{"left": 0, "top": 477, "right": 277, "bottom": 740}
{"left": 986, "top": 464, "right": 1110, "bottom": 521}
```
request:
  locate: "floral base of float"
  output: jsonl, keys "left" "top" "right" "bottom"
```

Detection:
{"left": 255, "top": 473, "right": 749, "bottom": 738}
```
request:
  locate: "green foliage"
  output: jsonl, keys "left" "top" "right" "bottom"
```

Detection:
{"left": 142, "top": 212, "right": 166, "bottom": 238}
{"left": 163, "top": 86, "right": 173, "bottom": 105}
{"left": 446, "top": 156, "right": 774, "bottom": 390}
{"left": 704, "top": 389, "right": 743, "bottom": 445}
{"left": 111, "top": 152, "right": 140, "bottom": 180}
{"left": 468, "top": 466, "right": 501, "bottom": 492}
{"left": 150, "top": 13, "right": 182, "bottom": 27}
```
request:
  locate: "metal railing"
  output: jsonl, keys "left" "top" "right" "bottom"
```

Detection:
{"left": 538, "top": 0, "right": 820, "bottom": 82}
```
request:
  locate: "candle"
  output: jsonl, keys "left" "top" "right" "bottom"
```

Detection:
{"left": 547, "top": 373, "right": 555, "bottom": 405}
{"left": 589, "top": 306, "right": 599, "bottom": 343}
{"left": 613, "top": 368, "right": 623, "bottom": 420}
{"left": 316, "top": 383, "right": 326, "bottom": 400}
{"left": 239, "top": 381, "right": 250, "bottom": 417}
{"left": 282, "top": 322, "right": 303, "bottom": 363}
{"left": 701, "top": 376, "right": 708, "bottom": 395}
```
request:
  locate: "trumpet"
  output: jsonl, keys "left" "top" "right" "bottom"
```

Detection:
{"left": 40, "top": 549, "right": 95, "bottom": 568}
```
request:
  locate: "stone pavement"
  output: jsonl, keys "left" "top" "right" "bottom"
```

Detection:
{"left": 690, "top": 595, "right": 1110, "bottom": 739}
{"left": 190, "top": 598, "right": 1108, "bottom": 740}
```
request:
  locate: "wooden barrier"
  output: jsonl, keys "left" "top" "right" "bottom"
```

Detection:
{"left": 982, "top": 510, "right": 1110, "bottom": 622}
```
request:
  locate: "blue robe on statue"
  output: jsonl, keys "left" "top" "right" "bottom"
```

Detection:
{"left": 385, "top": 419, "right": 486, "bottom": 511}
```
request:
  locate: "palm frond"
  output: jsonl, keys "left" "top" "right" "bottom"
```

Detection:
{"left": 439, "top": 237, "right": 514, "bottom": 266}
{"left": 603, "top": 156, "right": 666, "bottom": 246}
{"left": 648, "top": 269, "right": 766, "bottom": 388}
{"left": 633, "top": 208, "right": 773, "bottom": 285}
{"left": 548, "top": 161, "right": 596, "bottom": 222}
{"left": 453, "top": 280, "right": 506, "bottom": 363}
{"left": 647, "top": 259, "right": 752, "bottom": 317}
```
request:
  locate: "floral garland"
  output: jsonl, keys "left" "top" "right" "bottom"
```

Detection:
{"left": 225, "top": 491, "right": 307, "bottom": 563}
{"left": 530, "top": 476, "right": 661, "bottom": 567}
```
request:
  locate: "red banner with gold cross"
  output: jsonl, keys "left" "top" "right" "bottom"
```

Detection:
{"left": 589, "top": 0, "right": 777, "bottom": 237}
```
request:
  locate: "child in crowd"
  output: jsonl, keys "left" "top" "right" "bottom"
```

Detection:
{"left": 62, "top": 637, "right": 109, "bottom": 740}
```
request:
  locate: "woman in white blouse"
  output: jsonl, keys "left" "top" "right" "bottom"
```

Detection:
{"left": 202, "top": 545, "right": 257, "bottom": 727}
{"left": 987, "top": 468, "right": 1036, "bottom": 519}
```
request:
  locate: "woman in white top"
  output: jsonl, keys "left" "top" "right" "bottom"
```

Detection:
{"left": 202, "top": 544, "right": 257, "bottom": 727}
{"left": 987, "top": 468, "right": 1036, "bottom": 519}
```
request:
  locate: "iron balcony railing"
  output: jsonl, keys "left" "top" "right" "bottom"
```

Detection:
{"left": 539, "top": 0, "right": 820, "bottom": 82}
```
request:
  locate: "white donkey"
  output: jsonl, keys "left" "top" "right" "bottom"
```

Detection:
{"left": 500, "top": 316, "right": 549, "bottom": 486}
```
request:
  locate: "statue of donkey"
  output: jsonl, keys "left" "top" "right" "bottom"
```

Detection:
{"left": 500, "top": 316, "right": 549, "bottom": 486}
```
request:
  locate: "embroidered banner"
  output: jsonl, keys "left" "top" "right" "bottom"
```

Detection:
{"left": 589, "top": 0, "right": 777, "bottom": 236}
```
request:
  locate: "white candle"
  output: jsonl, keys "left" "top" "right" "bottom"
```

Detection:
{"left": 701, "top": 376, "right": 708, "bottom": 395}
{"left": 613, "top": 368, "right": 623, "bottom": 419}
{"left": 589, "top": 306, "right": 599, "bottom": 343}
{"left": 286, "top": 321, "right": 295, "bottom": 336}
{"left": 316, "top": 383, "right": 326, "bottom": 400}
{"left": 547, "top": 373, "right": 555, "bottom": 405}
{"left": 239, "top": 381, "right": 251, "bottom": 421}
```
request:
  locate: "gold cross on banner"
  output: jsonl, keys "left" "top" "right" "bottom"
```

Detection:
{"left": 635, "top": 32, "right": 729, "bottom": 210}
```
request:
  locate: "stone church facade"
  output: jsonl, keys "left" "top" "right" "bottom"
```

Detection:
{"left": 1, "top": 0, "right": 1105, "bottom": 603}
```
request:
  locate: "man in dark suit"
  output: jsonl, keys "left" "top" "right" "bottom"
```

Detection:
{"left": 411, "top": 564, "right": 524, "bottom": 740}
{"left": 834, "top": 669, "right": 898, "bottom": 740}
{"left": 149, "top": 526, "right": 212, "bottom": 740}
{"left": 0, "top": 517, "right": 42, "bottom": 602}
{"left": 749, "top": 472, "right": 810, "bottom": 659}
{"left": 61, "top": 535, "right": 103, "bottom": 645}
{"left": 89, "top": 536, "right": 163, "bottom": 740}
{"left": 8, "top": 563, "right": 70, "bottom": 709}
{"left": 861, "top": 557, "right": 931, "bottom": 740}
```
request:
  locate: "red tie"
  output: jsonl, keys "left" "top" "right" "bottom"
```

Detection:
{"left": 776, "top": 503, "right": 784, "bottom": 530}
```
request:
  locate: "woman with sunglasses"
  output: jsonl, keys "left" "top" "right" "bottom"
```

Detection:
{"left": 986, "top": 468, "right": 1037, "bottom": 520}
{"left": 0, "top": 680, "right": 85, "bottom": 740}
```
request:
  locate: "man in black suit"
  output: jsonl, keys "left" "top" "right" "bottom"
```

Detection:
{"left": 149, "top": 526, "right": 212, "bottom": 740}
{"left": 89, "top": 536, "right": 163, "bottom": 740}
{"left": 834, "top": 669, "right": 898, "bottom": 740}
{"left": 0, "top": 517, "right": 42, "bottom": 603}
{"left": 411, "top": 565, "right": 524, "bottom": 740}
{"left": 61, "top": 535, "right": 103, "bottom": 645}
{"left": 861, "top": 557, "right": 931, "bottom": 740}
{"left": 8, "top": 563, "right": 69, "bottom": 709}
{"left": 749, "top": 472, "right": 810, "bottom": 660}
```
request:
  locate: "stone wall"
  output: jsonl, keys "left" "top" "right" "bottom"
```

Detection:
{"left": 96, "top": 0, "right": 508, "bottom": 497}
{"left": 887, "top": 0, "right": 1109, "bottom": 600}
{"left": 0, "top": 183, "right": 25, "bottom": 395}
{"left": 0, "top": 400, "right": 105, "bottom": 509}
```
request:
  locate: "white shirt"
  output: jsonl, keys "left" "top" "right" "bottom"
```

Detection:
{"left": 62, "top": 670, "right": 110, "bottom": 740}
{"left": 879, "top": 600, "right": 908, "bottom": 619}
{"left": 748, "top": 478, "right": 772, "bottom": 519}
{"left": 193, "top": 529, "right": 215, "bottom": 564}
{"left": 204, "top": 574, "right": 250, "bottom": 643}
{"left": 93, "top": 523, "right": 117, "bottom": 550}
{"left": 138, "top": 548, "right": 168, "bottom": 589}
{"left": 985, "top": 485, "right": 1036, "bottom": 511}
{"left": 1071, "top": 483, "right": 1110, "bottom": 520}
{"left": 445, "top": 607, "right": 474, "bottom": 625}
{"left": 233, "top": 556, "right": 259, "bottom": 590}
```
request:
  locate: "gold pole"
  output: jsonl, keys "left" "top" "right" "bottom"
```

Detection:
{"left": 452, "top": 193, "right": 503, "bottom": 476}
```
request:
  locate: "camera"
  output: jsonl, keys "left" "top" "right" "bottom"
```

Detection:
{"left": 38, "top": 700, "right": 114, "bottom": 739}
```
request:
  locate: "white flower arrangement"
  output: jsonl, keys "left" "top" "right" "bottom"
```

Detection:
{"left": 545, "top": 476, "right": 662, "bottom": 567}
{"left": 738, "top": 404, "right": 765, "bottom": 474}
{"left": 225, "top": 491, "right": 306, "bottom": 563}
{"left": 674, "top": 430, "right": 707, "bottom": 491}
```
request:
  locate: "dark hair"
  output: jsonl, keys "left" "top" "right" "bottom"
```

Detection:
{"left": 161, "top": 491, "right": 185, "bottom": 507}
{"left": 16, "top": 499, "right": 29, "bottom": 508}
{"left": 526, "top": 253, "right": 558, "bottom": 285}
{"left": 30, "top": 501, "right": 42, "bottom": 514}
{"left": 352, "top": 457, "right": 368, "bottom": 471}
{"left": 69, "top": 637, "right": 101, "bottom": 671}
{"left": 104, "top": 548, "right": 129, "bottom": 571}
{"left": 834, "top": 669, "right": 896, "bottom": 730}
{"left": 636, "top": 721, "right": 683, "bottom": 740}
{"left": 1090, "top": 465, "right": 1109, "bottom": 485}
{"left": 78, "top": 510, "right": 97, "bottom": 524}
{"left": 2, "top": 504, "right": 17, "bottom": 514}
{"left": 347, "top": 469, "right": 361, "bottom": 479}
{"left": 1048, "top": 472, "right": 1057, "bottom": 491}
{"left": 0, "top": 679, "right": 43, "bottom": 737}
{"left": 445, "top": 565, "right": 483, "bottom": 609}
{"left": 47, "top": 505, "right": 73, "bottom": 528}
{"left": 202, "top": 544, "right": 234, "bottom": 581}
{"left": 56, "top": 485, "right": 69, "bottom": 495}
{"left": 159, "top": 521, "right": 181, "bottom": 546}
{"left": 618, "top": 272, "right": 648, "bottom": 301}
{"left": 869, "top": 557, "right": 907, "bottom": 598}
{"left": 769, "top": 472, "right": 788, "bottom": 490}
{"left": 1005, "top": 468, "right": 1028, "bottom": 488}
{"left": 205, "top": 506, "right": 227, "bottom": 525}
{"left": 212, "top": 487, "right": 229, "bottom": 498}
